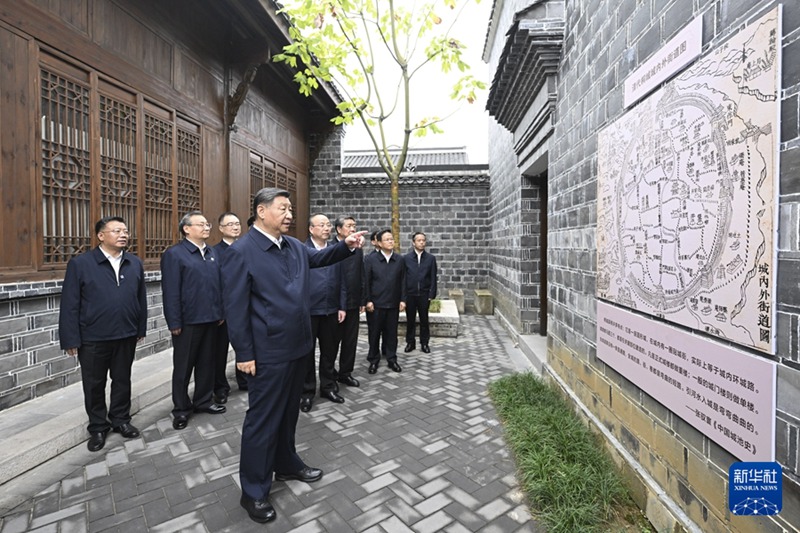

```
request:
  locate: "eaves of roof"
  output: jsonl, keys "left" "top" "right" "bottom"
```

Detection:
{"left": 486, "top": 10, "right": 564, "bottom": 132}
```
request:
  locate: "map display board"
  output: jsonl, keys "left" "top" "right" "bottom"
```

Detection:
{"left": 597, "top": 8, "right": 781, "bottom": 353}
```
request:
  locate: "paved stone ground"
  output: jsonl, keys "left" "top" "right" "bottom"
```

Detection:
{"left": 0, "top": 316, "right": 543, "bottom": 532}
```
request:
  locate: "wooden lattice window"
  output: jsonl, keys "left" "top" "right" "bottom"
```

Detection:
{"left": 276, "top": 164, "right": 288, "bottom": 191}
{"left": 40, "top": 68, "right": 92, "bottom": 265}
{"left": 99, "top": 93, "right": 138, "bottom": 255}
{"left": 143, "top": 111, "right": 174, "bottom": 260}
{"left": 37, "top": 54, "right": 204, "bottom": 271}
{"left": 177, "top": 125, "right": 201, "bottom": 215}
{"left": 287, "top": 168, "right": 297, "bottom": 198}
{"left": 249, "top": 151, "right": 277, "bottom": 204}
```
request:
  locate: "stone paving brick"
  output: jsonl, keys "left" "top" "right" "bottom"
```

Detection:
{"left": 362, "top": 472, "right": 399, "bottom": 494}
{"left": 199, "top": 504, "right": 232, "bottom": 532}
{"left": 349, "top": 505, "right": 394, "bottom": 531}
{"left": 416, "top": 477, "right": 449, "bottom": 498}
{"left": 168, "top": 491, "right": 218, "bottom": 517}
{"left": 377, "top": 515, "right": 414, "bottom": 533}
{"left": 136, "top": 473, "right": 184, "bottom": 495}
{"left": 86, "top": 493, "right": 114, "bottom": 523}
{"left": 285, "top": 519, "right": 326, "bottom": 533}
{"left": 383, "top": 495, "right": 421, "bottom": 525}
{"left": 141, "top": 497, "right": 173, "bottom": 528}
{"left": 286, "top": 499, "right": 333, "bottom": 526}
{"left": 1, "top": 511, "right": 31, "bottom": 533}
{"left": 412, "top": 509, "right": 455, "bottom": 533}
{"left": 443, "top": 501, "right": 486, "bottom": 530}
{"left": 2, "top": 316, "right": 543, "bottom": 532}
{"left": 27, "top": 502, "right": 83, "bottom": 530}
{"left": 58, "top": 513, "right": 86, "bottom": 533}
{"left": 162, "top": 480, "right": 193, "bottom": 508}
{"left": 87, "top": 505, "right": 143, "bottom": 531}
{"left": 147, "top": 511, "right": 203, "bottom": 533}
{"left": 114, "top": 487, "right": 167, "bottom": 514}
{"left": 442, "top": 522, "right": 474, "bottom": 533}
{"left": 355, "top": 486, "right": 396, "bottom": 513}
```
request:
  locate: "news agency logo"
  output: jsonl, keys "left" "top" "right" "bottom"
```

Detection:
{"left": 729, "top": 462, "right": 782, "bottom": 516}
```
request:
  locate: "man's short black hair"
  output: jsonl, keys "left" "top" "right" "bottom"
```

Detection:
{"left": 334, "top": 215, "right": 355, "bottom": 230}
{"left": 252, "top": 187, "right": 290, "bottom": 217}
{"left": 179, "top": 210, "right": 204, "bottom": 237}
{"left": 218, "top": 211, "right": 239, "bottom": 224}
{"left": 412, "top": 232, "right": 426, "bottom": 241}
{"left": 370, "top": 230, "right": 380, "bottom": 242}
{"left": 376, "top": 229, "right": 393, "bottom": 242}
{"left": 95, "top": 216, "right": 125, "bottom": 235}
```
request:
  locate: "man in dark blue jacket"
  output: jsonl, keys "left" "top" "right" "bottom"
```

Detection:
{"left": 59, "top": 216, "right": 147, "bottom": 452}
{"left": 404, "top": 232, "right": 438, "bottom": 353}
{"left": 364, "top": 229, "right": 406, "bottom": 374}
{"left": 222, "top": 188, "right": 367, "bottom": 524}
{"left": 300, "top": 213, "right": 347, "bottom": 411}
{"left": 213, "top": 211, "right": 244, "bottom": 401}
{"left": 333, "top": 215, "right": 364, "bottom": 390}
{"left": 161, "top": 211, "right": 226, "bottom": 431}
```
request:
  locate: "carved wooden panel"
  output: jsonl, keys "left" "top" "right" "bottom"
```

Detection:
{"left": 40, "top": 67, "right": 92, "bottom": 264}
{"left": 143, "top": 112, "right": 173, "bottom": 259}
{"left": 99, "top": 94, "right": 138, "bottom": 254}
{"left": 177, "top": 127, "right": 201, "bottom": 215}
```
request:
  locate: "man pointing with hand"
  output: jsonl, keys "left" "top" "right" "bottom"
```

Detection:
{"left": 222, "top": 188, "right": 366, "bottom": 524}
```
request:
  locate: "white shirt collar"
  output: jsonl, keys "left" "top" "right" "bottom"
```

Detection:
{"left": 253, "top": 225, "right": 282, "bottom": 248}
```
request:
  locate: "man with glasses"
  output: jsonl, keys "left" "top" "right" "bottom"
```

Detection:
{"left": 333, "top": 215, "right": 364, "bottom": 390}
{"left": 300, "top": 213, "right": 346, "bottom": 411}
{"left": 363, "top": 229, "right": 406, "bottom": 374}
{"left": 59, "top": 216, "right": 147, "bottom": 451}
{"left": 213, "top": 212, "right": 245, "bottom": 401}
{"left": 161, "top": 211, "right": 226, "bottom": 431}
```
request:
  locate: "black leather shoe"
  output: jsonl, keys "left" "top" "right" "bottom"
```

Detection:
{"left": 240, "top": 494, "right": 276, "bottom": 523}
{"left": 215, "top": 393, "right": 228, "bottom": 404}
{"left": 388, "top": 361, "right": 402, "bottom": 372}
{"left": 87, "top": 429, "right": 110, "bottom": 452}
{"left": 172, "top": 416, "right": 189, "bottom": 430}
{"left": 368, "top": 363, "right": 378, "bottom": 374}
{"left": 421, "top": 344, "right": 431, "bottom": 353}
{"left": 275, "top": 466, "right": 323, "bottom": 483}
{"left": 404, "top": 343, "right": 415, "bottom": 353}
{"left": 300, "top": 397, "right": 313, "bottom": 412}
{"left": 337, "top": 375, "right": 360, "bottom": 387}
{"left": 321, "top": 390, "right": 345, "bottom": 403}
{"left": 194, "top": 403, "right": 226, "bottom": 414}
{"left": 112, "top": 423, "right": 140, "bottom": 439}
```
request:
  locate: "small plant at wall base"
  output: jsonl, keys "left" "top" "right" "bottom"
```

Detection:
{"left": 488, "top": 373, "right": 654, "bottom": 533}
{"left": 428, "top": 299, "right": 442, "bottom": 313}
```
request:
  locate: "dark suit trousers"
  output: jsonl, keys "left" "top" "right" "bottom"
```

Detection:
{"left": 78, "top": 337, "right": 137, "bottom": 433}
{"left": 302, "top": 313, "right": 340, "bottom": 398}
{"left": 240, "top": 357, "right": 306, "bottom": 500}
{"left": 171, "top": 322, "right": 217, "bottom": 417}
{"left": 367, "top": 308, "right": 399, "bottom": 364}
{"left": 214, "top": 322, "right": 232, "bottom": 397}
{"left": 405, "top": 295, "right": 431, "bottom": 345}
{"left": 337, "top": 308, "right": 359, "bottom": 377}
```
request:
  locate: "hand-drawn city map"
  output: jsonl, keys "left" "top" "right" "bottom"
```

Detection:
{"left": 597, "top": 8, "right": 780, "bottom": 354}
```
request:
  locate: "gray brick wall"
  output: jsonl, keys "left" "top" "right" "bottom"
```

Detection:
{"left": 0, "top": 275, "right": 171, "bottom": 411}
{"left": 533, "top": 0, "right": 800, "bottom": 531}
{"left": 486, "top": 119, "right": 544, "bottom": 334}
{"left": 308, "top": 130, "right": 491, "bottom": 310}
